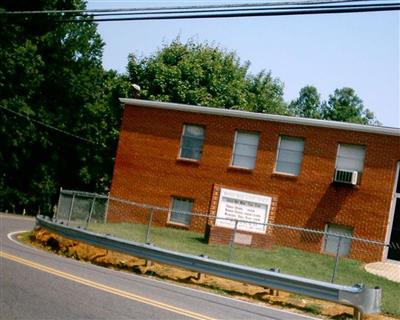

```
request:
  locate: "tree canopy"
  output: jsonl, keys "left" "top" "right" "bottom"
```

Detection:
{"left": 289, "top": 86, "right": 379, "bottom": 125}
{"left": 0, "top": 0, "right": 129, "bottom": 214}
{"left": 321, "top": 87, "right": 379, "bottom": 125}
{"left": 289, "top": 85, "right": 322, "bottom": 119}
{"left": 127, "top": 40, "right": 287, "bottom": 114}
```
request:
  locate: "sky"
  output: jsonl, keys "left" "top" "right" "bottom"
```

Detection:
{"left": 87, "top": 1, "right": 399, "bottom": 128}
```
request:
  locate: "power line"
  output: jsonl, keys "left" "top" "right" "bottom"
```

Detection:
{"left": 59, "top": 3, "right": 399, "bottom": 22}
{"left": 2, "top": 1, "right": 397, "bottom": 23}
{"left": 87, "top": 2, "right": 400, "bottom": 17}
{"left": 27, "top": 2, "right": 394, "bottom": 18}
{"left": 2, "top": 2, "right": 397, "bottom": 23}
{"left": 0, "top": 105, "right": 98, "bottom": 146}
{"left": 0, "top": 0, "right": 393, "bottom": 15}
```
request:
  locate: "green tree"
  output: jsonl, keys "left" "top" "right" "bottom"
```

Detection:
{"left": 289, "top": 86, "right": 322, "bottom": 119}
{"left": 127, "top": 39, "right": 286, "bottom": 113}
{"left": 77, "top": 71, "right": 130, "bottom": 192}
{"left": 0, "top": 0, "right": 125, "bottom": 214}
{"left": 321, "top": 88, "right": 379, "bottom": 125}
{"left": 245, "top": 71, "right": 287, "bottom": 114}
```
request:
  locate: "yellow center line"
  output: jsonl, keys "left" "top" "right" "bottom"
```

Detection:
{"left": 0, "top": 251, "right": 217, "bottom": 320}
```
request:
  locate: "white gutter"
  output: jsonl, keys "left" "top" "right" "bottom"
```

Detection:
{"left": 119, "top": 98, "right": 400, "bottom": 137}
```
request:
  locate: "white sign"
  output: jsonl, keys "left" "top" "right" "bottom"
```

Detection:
{"left": 215, "top": 188, "right": 272, "bottom": 233}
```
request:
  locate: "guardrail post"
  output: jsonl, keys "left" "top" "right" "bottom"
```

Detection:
{"left": 331, "top": 235, "right": 343, "bottom": 283}
{"left": 353, "top": 307, "right": 362, "bottom": 320}
{"left": 268, "top": 268, "right": 280, "bottom": 296}
{"left": 145, "top": 242, "right": 154, "bottom": 268}
{"left": 145, "top": 208, "right": 154, "bottom": 244}
{"left": 86, "top": 196, "right": 96, "bottom": 229}
{"left": 67, "top": 193, "right": 75, "bottom": 226}
{"left": 228, "top": 220, "right": 239, "bottom": 263}
{"left": 196, "top": 255, "right": 208, "bottom": 281}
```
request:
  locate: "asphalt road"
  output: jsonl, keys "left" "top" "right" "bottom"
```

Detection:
{"left": 0, "top": 214, "right": 319, "bottom": 320}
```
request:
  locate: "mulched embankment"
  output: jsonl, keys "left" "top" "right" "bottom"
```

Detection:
{"left": 28, "top": 227, "right": 394, "bottom": 320}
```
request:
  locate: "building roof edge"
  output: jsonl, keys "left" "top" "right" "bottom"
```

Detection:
{"left": 119, "top": 98, "right": 400, "bottom": 137}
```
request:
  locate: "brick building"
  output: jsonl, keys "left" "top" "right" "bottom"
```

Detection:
{"left": 110, "top": 98, "right": 400, "bottom": 262}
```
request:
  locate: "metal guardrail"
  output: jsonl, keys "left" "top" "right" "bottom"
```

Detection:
{"left": 36, "top": 215, "right": 381, "bottom": 316}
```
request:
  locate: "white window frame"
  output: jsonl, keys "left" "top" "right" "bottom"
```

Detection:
{"left": 168, "top": 197, "right": 194, "bottom": 226}
{"left": 335, "top": 143, "right": 366, "bottom": 173}
{"left": 230, "top": 130, "right": 259, "bottom": 170}
{"left": 274, "top": 135, "right": 305, "bottom": 176}
{"left": 178, "top": 124, "right": 205, "bottom": 161}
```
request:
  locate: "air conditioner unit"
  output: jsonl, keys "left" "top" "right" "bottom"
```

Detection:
{"left": 333, "top": 169, "right": 358, "bottom": 185}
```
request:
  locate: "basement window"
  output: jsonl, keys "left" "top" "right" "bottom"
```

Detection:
{"left": 323, "top": 224, "right": 353, "bottom": 257}
{"left": 169, "top": 197, "right": 194, "bottom": 226}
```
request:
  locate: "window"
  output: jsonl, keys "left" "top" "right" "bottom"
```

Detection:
{"left": 323, "top": 224, "right": 353, "bottom": 257}
{"left": 169, "top": 197, "right": 193, "bottom": 226}
{"left": 336, "top": 144, "right": 366, "bottom": 172}
{"left": 275, "top": 136, "right": 305, "bottom": 176}
{"left": 179, "top": 124, "right": 205, "bottom": 161}
{"left": 231, "top": 131, "right": 259, "bottom": 169}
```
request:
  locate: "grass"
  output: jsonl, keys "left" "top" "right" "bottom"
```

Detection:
{"left": 303, "top": 303, "right": 323, "bottom": 315}
{"left": 17, "top": 231, "right": 33, "bottom": 243}
{"left": 87, "top": 222, "right": 400, "bottom": 317}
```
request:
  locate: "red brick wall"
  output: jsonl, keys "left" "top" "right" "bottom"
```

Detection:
{"left": 110, "top": 104, "right": 400, "bottom": 260}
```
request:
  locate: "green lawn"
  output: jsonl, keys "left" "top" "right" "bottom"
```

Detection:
{"left": 87, "top": 222, "right": 400, "bottom": 316}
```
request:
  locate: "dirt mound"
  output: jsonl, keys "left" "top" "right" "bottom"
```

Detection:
{"left": 29, "top": 227, "right": 394, "bottom": 320}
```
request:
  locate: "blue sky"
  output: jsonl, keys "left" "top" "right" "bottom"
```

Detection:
{"left": 87, "top": 1, "right": 399, "bottom": 128}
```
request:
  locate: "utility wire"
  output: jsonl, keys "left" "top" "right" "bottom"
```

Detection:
{"left": 0, "top": 105, "right": 98, "bottom": 146}
{"left": 54, "top": 2, "right": 400, "bottom": 18}
{"left": 2, "top": 1, "right": 397, "bottom": 22}
{"left": 57, "top": 3, "right": 399, "bottom": 22}
{"left": 0, "top": 0, "right": 393, "bottom": 15}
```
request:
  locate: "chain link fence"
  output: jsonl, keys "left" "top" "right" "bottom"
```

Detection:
{"left": 56, "top": 190, "right": 109, "bottom": 228}
{"left": 54, "top": 189, "right": 400, "bottom": 315}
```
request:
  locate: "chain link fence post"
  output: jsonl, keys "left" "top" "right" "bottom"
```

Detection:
{"left": 103, "top": 192, "right": 110, "bottom": 224}
{"left": 54, "top": 187, "right": 62, "bottom": 219}
{"left": 228, "top": 220, "right": 239, "bottom": 263}
{"left": 67, "top": 193, "right": 75, "bottom": 226}
{"left": 86, "top": 196, "right": 96, "bottom": 229}
{"left": 145, "top": 208, "right": 154, "bottom": 244}
{"left": 331, "top": 235, "right": 343, "bottom": 283}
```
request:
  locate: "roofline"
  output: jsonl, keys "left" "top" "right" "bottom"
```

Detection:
{"left": 119, "top": 98, "right": 400, "bottom": 137}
